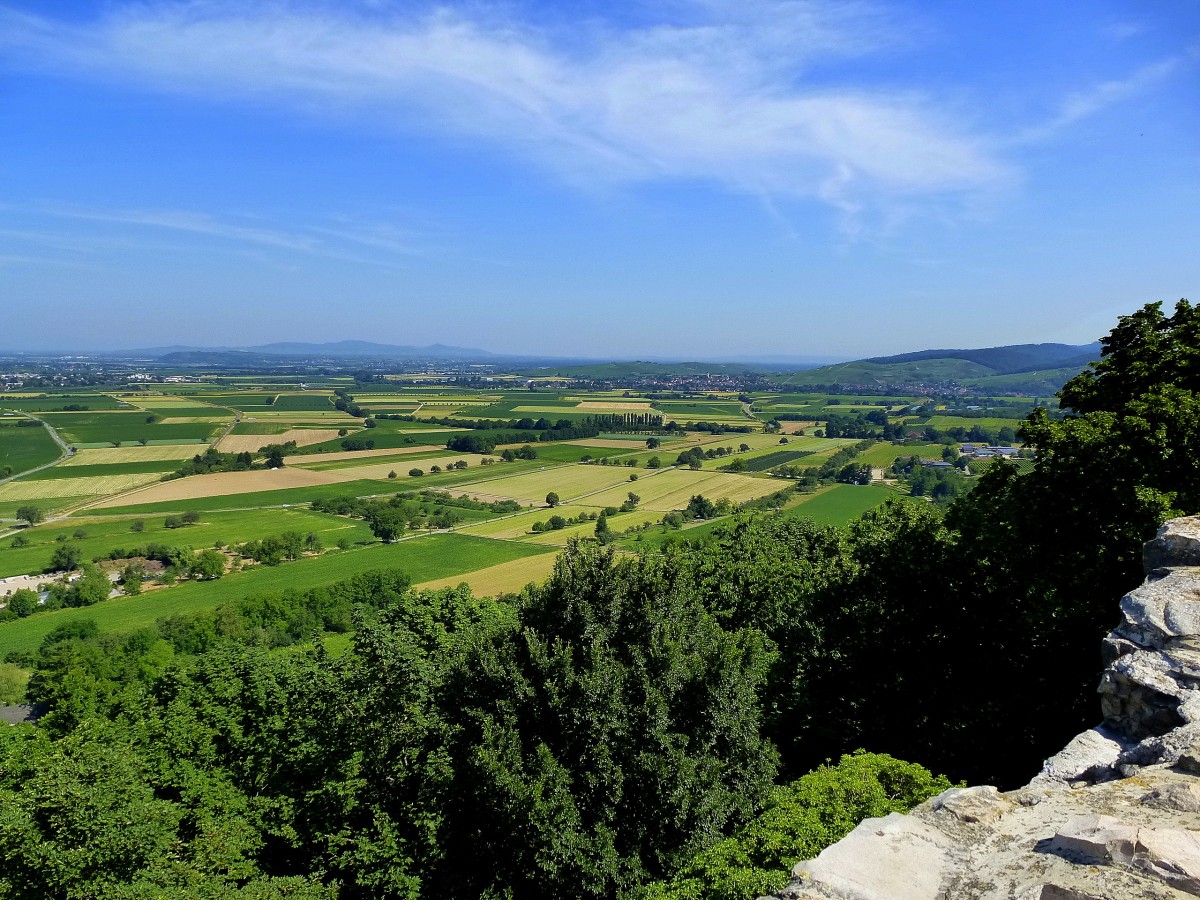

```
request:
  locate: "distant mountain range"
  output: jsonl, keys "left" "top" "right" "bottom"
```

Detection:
{"left": 129, "top": 341, "right": 495, "bottom": 363}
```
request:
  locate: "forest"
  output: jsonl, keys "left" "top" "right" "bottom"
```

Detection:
{"left": 0, "top": 300, "right": 1196, "bottom": 899}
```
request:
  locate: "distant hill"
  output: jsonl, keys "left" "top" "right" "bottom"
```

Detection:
{"left": 142, "top": 341, "right": 494, "bottom": 362}
{"left": 776, "top": 342, "right": 1100, "bottom": 391}
{"left": 861, "top": 342, "right": 1101, "bottom": 375}
{"left": 519, "top": 361, "right": 768, "bottom": 379}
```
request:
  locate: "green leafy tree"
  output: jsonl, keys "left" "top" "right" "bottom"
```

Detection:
{"left": 545, "top": 491, "right": 560, "bottom": 508}
{"left": 68, "top": 564, "right": 113, "bottom": 606}
{"left": 15, "top": 506, "right": 43, "bottom": 527}
{"left": 640, "top": 752, "right": 954, "bottom": 900}
{"left": 47, "top": 543, "right": 83, "bottom": 573}
{"left": 5, "top": 588, "right": 37, "bottom": 618}
{"left": 368, "top": 507, "right": 408, "bottom": 543}
{"left": 190, "top": 549, "right": 226, "bottom": 580}
{"left": 438, "top": 543, "right": 777, "bottom": 899}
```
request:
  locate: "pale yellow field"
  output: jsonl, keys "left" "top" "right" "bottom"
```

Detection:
{"left": 574, "top": 400, "right": 654, "bottom": 411}
{"left": 89, "top": 467, "right": 353, "bottom": 508}
{"left": 413, "top": 553, "right": 558, "bottom": 596}
{"left": 158, "top": 416, "right": 230, "bottom": 424}
{"left": 780, "top": 421, "right": 815, "bottom": 434}
{"left": 583, "top": 469, "right": 780, "bottom": 512}
{"left": 562, "top": 438, "right": 656, "bottom": 450}
{"left": 509, "top": 406, "right": 587, "bottom": 415}
{"left": 449, "top": 465, "right": 635, "bottom": 505}
{"left": 0, "top": 473, "right": 164, "bottom": 500}
{"left": 216, "top": 429, "right": 342, "bottom": 454}
{"left": 456, "top": 505, "right": 595, "bottom": 539}
{"left": 322, "top": 455, "right": 497, "bottom": 480}
{"left": 523, "top": 509, "right": 663, "bottom": 545}
{"left": 135, "top": 396, "right": 223, "bottom": 407}
{"left": 283, "top": 445, "right": 444, "bottom": 465}
{"left": 59, "top": 445, "right": 204, "bottom": 465}
{"left": 238, "top": 411, "right": 359, "bottom": 420}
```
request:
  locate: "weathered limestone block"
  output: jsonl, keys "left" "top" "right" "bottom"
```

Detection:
{"left": 1141, "top": 781, "right": 1200, "bottom": 813}
{"left": 1049, "top": 814, "right": 1140, "bottom": 865}
{"left": 1144, "top": 517, "right": 1200, "bottom": 572}
{"left": 789, "top": 812, "right": 953, "bottom": 900}
{"left": 1038, "top": 728, "right": 1126, "bottom": 784}
{"left": 928, "top": 785, "right": 1012, "bottom": 823}
{"left": 1115, "top": 569, "right": 1200, "bottom": 652}
{"left": 1134, "top": 828, "right": 1200, "bottom": 896}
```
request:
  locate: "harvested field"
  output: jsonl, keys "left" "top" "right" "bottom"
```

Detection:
{"left": 414, "top": 553, "right": 558, "bottom": 596}
{"left": 563, "top": 438, "right": 658, "bottom": 450}
{"left": 322, "top": 456, "right": 497, "bottom": 480}
{"left": 779, "top": 420, "right": 815, "bottom": 434}
{"left": 284, "top": 446, "right": 443, "bottom": 465}
{"left": 217, "top": 429, "right": 342, "bottom": 453}
{"left": 89, "top": 466, "right": 353, "bottom": 508}
{"left": 574, "top": 401, "right": 654, "bottom": 411}
{"left": 0, "top": 473, "right": 163, "bottom": 500}
{"left": 158, "top": 416, "right": 230, "bottom": 424}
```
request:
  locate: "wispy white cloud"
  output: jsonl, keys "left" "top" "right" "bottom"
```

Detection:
{"left": 0, "top": 1, "right": 1013, "bottom": 220}
{"left": 1016, "top": 56, "right": 1187, "bottom": 143}
{"left": 0, "top": 202, "right": 426, "bottom": 267}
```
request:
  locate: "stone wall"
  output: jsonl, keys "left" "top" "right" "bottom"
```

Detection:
{"left": 768, "top": 516, "right": 1200, "bottom": 900}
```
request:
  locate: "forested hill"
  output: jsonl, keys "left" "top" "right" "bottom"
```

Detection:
{"left": 776, "top": 342, "right": 1101, "bottom": 392}
{"left": 861, "top": 343, "right": 1101, "bottom": 375}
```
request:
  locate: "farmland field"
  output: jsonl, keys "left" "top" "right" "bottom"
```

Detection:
{"left": 0, "top": 419, "right": 62, "bottom": 477}
{"left": 89, "top": 466, "right": 354, "bottom": 508}
{"left": 0, "top": 506, "right": 376, "bottom": 579}
{"left": 40, "top": 411, "right": 219, "bottom": 446}
{"left": 0, "top": 534, "right": 555, "bottom": 657}
{"left": 449, "top": 465, "right": 637, "bottom": 504}
{"left": 216, "top": 429, "right": 343, "bottom": 453}
{"left": 58, "top": 444, "right": 210, "bottom": 465}
{"left": 584, "top": 469, "right": 781, "bottom": 511}
{"left": 283, "top": 446, "right": 444, "bottom": 466}
{"left": 84, "top": 479, "right": 391, "bottom": 515}
{"left": 456, "top": 505, "right": 598, "bottom": 539}
{"left": 855, "top": 443, "right": 945, "bottom": 466}
{"left": 0, "top": 394, "right": 129, "bottom": 411}
{"left": 780, "top": 483, "right": 899, "bottom": 525}
{"left": 0, "top": 473, "right": 163, "bottom": 501}
{"left": 414, "top": 553, "right": 559, "bottom": 596}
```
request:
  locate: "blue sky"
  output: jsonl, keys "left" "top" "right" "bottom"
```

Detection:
{"left": 2, "top": 0, "right": 1197, "bottom": 359}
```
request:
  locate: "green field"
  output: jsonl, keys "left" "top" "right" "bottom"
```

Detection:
{"left": 0, "top": 534, "right": 555, "bottom": 656}
{"left": 780, "top": 483, "right": 900, "bottom": 525}
{"left": 0, "top": 395, "right": 129, "bottom": 411}
{"left": 0, "top": 506, "right": 377, "bottom": 578}
{"left": 0, "top": 419, "right": 62, "bottom": 477}
{"left": 922, "top": 415, "right": 1023, "bottom": 432}
{"left": 76, "top": 479, "right": 394, "bottom": 515}
{"left": 854, "top": 443, "right": 946, "bottom": 467}
{"left": 40, "top": 412, "right": 219, "bottom": 446}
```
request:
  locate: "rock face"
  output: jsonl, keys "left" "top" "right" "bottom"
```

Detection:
{"left": 768, "top": 516, "right": 1200, "bottom": 900}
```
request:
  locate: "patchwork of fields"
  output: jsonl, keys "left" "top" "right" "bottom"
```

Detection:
{"left": 0, "top": 380, "right": 1017, "bottom": 658}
